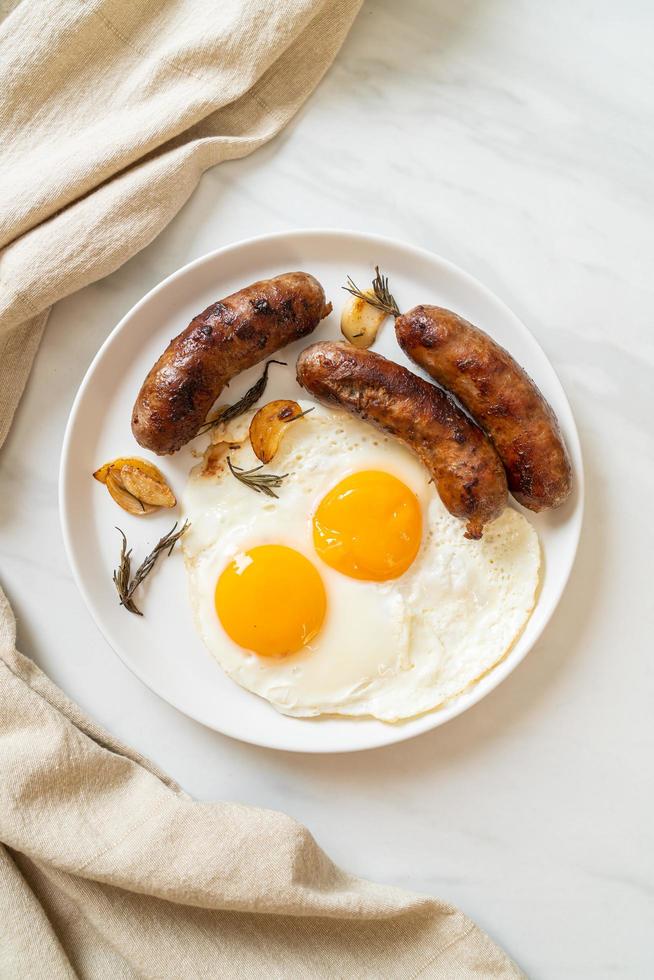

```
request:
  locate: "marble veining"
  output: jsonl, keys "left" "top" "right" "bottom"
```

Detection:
{"left": 1, "top": 1, "right": 652, "bottom": 976}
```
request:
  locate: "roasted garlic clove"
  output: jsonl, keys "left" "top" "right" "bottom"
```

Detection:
{"left": 200, "top": 440, "right": 241, "bottom": 478}
{"left": 249, "top": 400, "right": 308, "bottom": 464}
{"left": 340, "top": 290, "right": 388, "bottom": 348}
{"left": 94, "top": 456, "right": 175, "bottom": 515}
{"left": 105, "top": 469, "right": 158, "bottom": 516}
{"left": 119, "top": 464, "right": 176, "bottom": 508}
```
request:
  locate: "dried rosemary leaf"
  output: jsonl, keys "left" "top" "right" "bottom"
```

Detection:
{"left": 113, "top": 520, "right": 190, "bottom": 616}
{"left": 227, "top": 457, "right": 288, "bottom": 499}
{"left": 197, "top": 359, "right": 287, "bottom": 436}
{"left": 342, "top": 265, "right": 401, "bottom": 318}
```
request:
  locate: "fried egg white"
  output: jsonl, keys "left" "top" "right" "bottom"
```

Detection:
{"left": 182, "top": 401, "right": 540, "bottom": 721}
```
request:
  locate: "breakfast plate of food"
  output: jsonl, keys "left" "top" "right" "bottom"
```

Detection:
{"left": 59, "top": 229, "right": 583, "bottom": 752}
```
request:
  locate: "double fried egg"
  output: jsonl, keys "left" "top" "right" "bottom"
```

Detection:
{"left": 182, "top": 402, "right": 540, "bottom": 721}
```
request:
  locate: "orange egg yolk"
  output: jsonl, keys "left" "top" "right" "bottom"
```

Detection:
{"left": 313, "top": 470, "right": 422, "bottom": 581}
{"left": 215, "top": 544, "right": 326, "bottom": 657}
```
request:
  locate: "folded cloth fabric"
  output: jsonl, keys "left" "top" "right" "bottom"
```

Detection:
{"left": 0, "top": 0, "right": 362, "bottom": 448}
{"left": 0, "top": 588, "right": 524, "bottom": 978}
{"left": 0, "top": 2, "right": 524, "bottom": 975}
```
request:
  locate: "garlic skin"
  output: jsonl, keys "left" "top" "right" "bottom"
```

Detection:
{"left": 119, "top": 463, "right": 176, "bottom": 508}
{"left": 340, "top": 290, "right": 387, "bottom": 348}
{"left": 105, "top": 469, "right": 159, "bottom": 516}
{"left": 93, "top": 456, "right": 176, "bottom": 515}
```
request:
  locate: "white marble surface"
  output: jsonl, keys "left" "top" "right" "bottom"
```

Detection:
{"left": 1, "top": 1, "right": 652, "bottom": 976}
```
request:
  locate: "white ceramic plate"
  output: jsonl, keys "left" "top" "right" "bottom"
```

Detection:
{"left": 60, "top": 229, "right": 583, "bottom": 753}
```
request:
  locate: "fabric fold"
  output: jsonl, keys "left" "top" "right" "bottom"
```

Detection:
{"left": 0, "top": 587, "right": 524, "bottom": 978}
{"left": 0, "top": 0, "right": 362, "bottom": 442}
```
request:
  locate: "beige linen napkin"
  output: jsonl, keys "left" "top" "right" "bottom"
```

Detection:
{"left": 0, "top": 0, "right": 362, "bottom": 448}
{"left": 0, "top": 2, "right": 524, "bottom": 975}
{"left": 0, "top": 587, "right": 524, "bottom": 978}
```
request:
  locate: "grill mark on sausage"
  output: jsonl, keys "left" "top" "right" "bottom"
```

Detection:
{"left": 235, "top": 321, "right": 255, "bottom": 342}
{"left": 251, "top": 297, "right": 273, "bottom": 314}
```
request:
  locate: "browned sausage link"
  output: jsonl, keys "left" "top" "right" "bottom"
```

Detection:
{"left": 296, "top": 342, "right": 507, "bottom": 539}
{"left": 131, "top": 273, "right": 331, "bottom": 455}
{"left": 395, "top": 306, "right": 572, "bottom": 511}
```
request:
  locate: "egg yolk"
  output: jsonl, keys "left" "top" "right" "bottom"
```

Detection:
{"left": 215, "top": 544, "right": 326, "bottom": 657}
{"left": 313, "top": 470, "right": 422, "bottom": 581}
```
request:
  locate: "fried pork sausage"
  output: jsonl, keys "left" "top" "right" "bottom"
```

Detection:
{"left": 296, "top": 342, "right": 507, "bottom": 539}
{"left": 395, "top": 306, "right": 572, "bottom": 511}
{"left": 132, "top": 273, "right": 331, "bottom": 455}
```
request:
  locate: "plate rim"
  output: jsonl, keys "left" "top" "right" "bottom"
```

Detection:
{"left": 59, "top": 227, "right": 585, "bottom": 753}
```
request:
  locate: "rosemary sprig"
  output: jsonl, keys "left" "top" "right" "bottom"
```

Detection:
{"left": 113, "top": 520, "right": 190, "bottom": 616}
{"left": 227, "top": 457, "right": 288, "bottom": 498}
{"left": 113, "top": 530, "right": 138, "bottom": 614}
{"left": 343, "top": 265, "right": 401, "bottom": 318}
{"left": 283, "top": 406, "right": 314, "bottom": 423}
{"left": 196, "top": 359, "right": 286, "bottom": 436}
